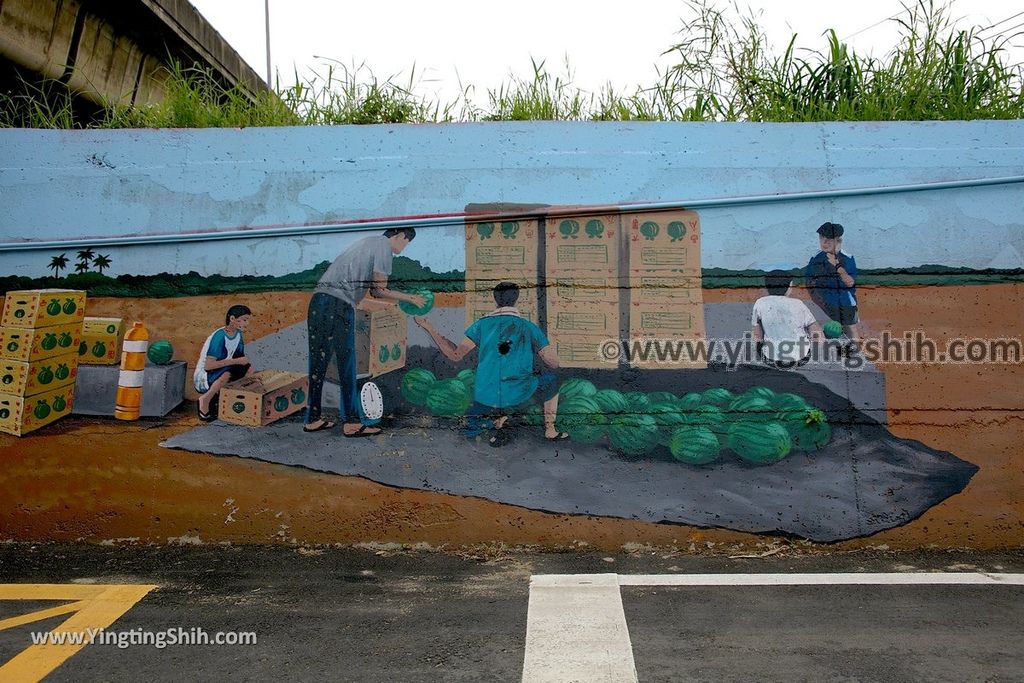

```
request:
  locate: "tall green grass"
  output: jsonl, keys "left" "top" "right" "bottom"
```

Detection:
{"left": 1, "top": 0, "right": 1019, "bottom": 127}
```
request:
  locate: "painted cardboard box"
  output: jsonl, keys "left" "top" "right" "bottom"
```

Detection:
{"left": 552, "top": 338, "right": 612, "bottom": 370}
{"left": 545, "top": 214, "right": 621, "bottom": 275}
{"left": 354, "top": 302, "right": 407, "bottom": 378}
{"left": 547, "top": 304, "right": 619, "bottom": 338}
{"left": 218, "top": 370, "right": 308, "bottom": 427}
{"left": 0, "top": 350, "right": 79, "bottom": 397}
{"left": 78, "top": 317, "right": 124, "bottom": 365}
{"left": 467, "top": 305, "right": 539, "bottom": 326}
{"left": 626, "top": 211, "right": 702, "bottom": 276}
{"left": 628, "top": 302, "right": 708, "bottom": 370}
{"left": 465, "top": 219, "right": 540, "bottom": 273}
{"left": 0, "top": 383, "right": 76, "bottom": 436}
{"left": 0, "top": 322, "right": 83, "bottom": 363}
{"left": 629, "top": 275, "right": 701, "bottom": 305}
{"left": 1, "top": 289, "right": 87, "bottom": 328}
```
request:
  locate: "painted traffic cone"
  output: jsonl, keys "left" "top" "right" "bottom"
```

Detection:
{"left": 114, "top": 321, "right": 149, "bottom": 420}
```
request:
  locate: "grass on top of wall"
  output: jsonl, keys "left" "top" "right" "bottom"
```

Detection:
{"left": 0, "top": 1, "right": 1020, "bottom": 128}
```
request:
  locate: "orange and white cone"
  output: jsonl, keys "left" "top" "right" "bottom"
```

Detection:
{"left": 114, "top": 322, "right": 149, "bottom": 421}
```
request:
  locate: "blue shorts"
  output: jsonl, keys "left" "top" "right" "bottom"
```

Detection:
{"left": 464, "top": 372, "right": 559, "bottom": 437}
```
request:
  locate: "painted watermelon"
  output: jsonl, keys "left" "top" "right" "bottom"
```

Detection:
{"left": 675, "top": 392, "right": 702, "bottom": 412}
{"left": 744, "top": 386, "right": 776, "bottom": 402}
{"left": 647, "top": 391, "right": 677, "bottom": 405}
{"left": 727, "top": 421, "right": 793, "bottom": 465}
{"left": 592, "top": 389, "right": 629, "bottom": 416}
{"left": 780, "top": 408, "right": 832, "bottom": 451}
{"left": 399, "top": 290, "right": 435, "bottom": 316}
{"left": 649, "top": 403, "right": 688, "bottom": 446}
{"left": 523, "top": 403, "right": 544, "bottom": 426}
{"left": 823, "top": 320, "right": 843, "bottom": 339}
{"left": 701, "top": 388, "right": 734, "bottom": 408}
{"left": 727, "top": 395, "right": 775, "bottom": 423}
{"left": 624, "top": 391, "right": 652, "bottom": 414}
{"left": 426, "top": 379, "right": 472, "bottom": 417}
{"left": 147, "top": 340, "right": 174, "bottom": 365}
{"left": 669, "top": 426, "right": 720, "bottom": 465}
{"left": 456, "top": 368, "right": 476, "bottom": 395}
{"left": 559, "top": 378, "right": 597, "bottom": 402}
{"left": 688, "top": 404, "right": 727, "bottom": 436}
{"left": 556, "top": 396, "right": 606, "bottom": 443}
{"left": 771, "top": 392, "right": 811, "bottom": 415}
{"left": 608, "top": 413, "right": 660, "bottom": 456}
{"left": 399, "top": 368, "right": 437, "bottom": 406}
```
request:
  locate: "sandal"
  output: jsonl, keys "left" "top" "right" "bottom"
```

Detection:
{"left": 197, "top": 405, "right": 215, "bottom": 423}
{"left": 343, "top": 424, "right": 381, "bottom": 438}
{"left": 544, "top": 431, "right": 570, "bottom": 441}
{"left": 303, "top": 419, "right": 336, "bottom": 433}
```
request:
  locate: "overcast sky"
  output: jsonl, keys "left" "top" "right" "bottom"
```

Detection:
{"left": 189, "top": 0, "right": 1023, "bottom": 107}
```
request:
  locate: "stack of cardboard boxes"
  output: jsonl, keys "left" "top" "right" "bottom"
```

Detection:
{"left": 626, "top": 210, "right": 706, "bottom": 369}
{"left": 0, "top": 289, "right": 86, "bottom": 435}
{"left": 463, "top": 209, "right": 707, "bottom": 370}
{"left": 545, "top": 213, "right": 623, "bottom": 368}
{"left": 465, "top": 220, "right": 540, "bottom": 326}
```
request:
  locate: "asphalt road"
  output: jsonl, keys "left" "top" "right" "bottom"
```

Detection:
{"left": 0, "top": 544, "right": 1022, "bottom": 682}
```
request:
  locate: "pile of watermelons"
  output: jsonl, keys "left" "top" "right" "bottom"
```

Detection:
{"left": 398, "top": 370, "right": 830, "bottom": 466}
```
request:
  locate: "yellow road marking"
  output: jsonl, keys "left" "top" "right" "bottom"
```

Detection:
{"left": 0, "top": 584, "right": 157, "bottom": 682}
{"left": 0, "top": 601, "right": 86, "bottom": 631}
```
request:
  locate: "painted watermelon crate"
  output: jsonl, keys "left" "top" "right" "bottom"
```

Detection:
{"left": 0, "top": 350, "right": 79, "bottom": 397}
{"left": 1, "top": 289, "right": 86, "bottom": 328}
{"left": 79, "top": 317, "right": 124, "bottom": 365}
{"left": 0, "top": 322, "right": 83, "bottom": 363}
{"left": 218, "top": 370, "right": 308, "bottom": 427}
{"left": 354, "top": 303, "right": 407, "bottom": 378}
{"left": 0, "top": 383, "right": 76, "bottom": 436}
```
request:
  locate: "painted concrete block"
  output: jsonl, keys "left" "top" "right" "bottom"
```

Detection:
{"left": 73, "top": 361, "right": 186, "bottom": 417}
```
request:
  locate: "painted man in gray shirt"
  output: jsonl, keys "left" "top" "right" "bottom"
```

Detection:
{"left": 304, "top": 228, "right": 424, "bottom": 437}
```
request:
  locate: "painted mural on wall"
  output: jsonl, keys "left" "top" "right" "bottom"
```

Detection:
{"left": 0, "top": 203, "right": 989, "bottom": 543}
{"left": 3, "top": 122, "right": 1022, "bottom": 545}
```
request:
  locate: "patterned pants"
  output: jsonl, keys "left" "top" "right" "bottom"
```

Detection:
{"left": 305, "top": 292, "right": 360, "bottom": 424}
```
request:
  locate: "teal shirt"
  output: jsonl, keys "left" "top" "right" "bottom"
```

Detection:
{"left": 465, "top": 312, "right": 549, "bottom": 408}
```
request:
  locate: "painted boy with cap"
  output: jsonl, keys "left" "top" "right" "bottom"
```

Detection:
{"left": 805, "top": 221, "right": 861, "bottom": 345}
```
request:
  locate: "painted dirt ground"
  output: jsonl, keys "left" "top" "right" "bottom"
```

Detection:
{"left": 0, "top": 285, "right": 1020, "bottom": 550}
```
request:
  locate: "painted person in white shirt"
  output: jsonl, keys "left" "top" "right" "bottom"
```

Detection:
{"left": 751, "top": 270, "right": 823, "bottom": 368}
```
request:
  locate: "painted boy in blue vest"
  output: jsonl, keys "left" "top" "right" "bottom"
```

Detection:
{"left": 805, "top": 221, "right": 862, "bottom": 345}
{"left": 414, "top": 282, "right": 566, "bottom": 447}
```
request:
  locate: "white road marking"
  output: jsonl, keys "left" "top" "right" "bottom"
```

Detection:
{"left": 522, "top": 573, "right": 1024, "bottom": 682}
{"left": 522, "top": 574, "right": 638, "bottom": 683}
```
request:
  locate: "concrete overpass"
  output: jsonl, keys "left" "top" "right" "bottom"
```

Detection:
{"left": 0, "top": 0, "right": 267, "bottom": 111}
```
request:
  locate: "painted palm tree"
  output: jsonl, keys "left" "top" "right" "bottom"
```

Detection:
{"left": 76, "top": 248, "right": 95, "bottom": 268}
{"left": 92, "top": 254, "right": 112, "bottom": 275}
{"left": 74, "top": 262, "right": 90, "bottom": 274}
{"left": 48, "top": 253, "right": 69, "bottom": 277}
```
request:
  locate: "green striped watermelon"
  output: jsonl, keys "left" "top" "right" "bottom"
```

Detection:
{"left": 624, "top": 392, "right": 652, "bottom": 414}
{"left": 688, "top": 404, "right": 727, "bottom": 436}
{"left": 556, "top": 396, "right": 606, "bottom": 443}
{"left": 771, "top": 392, "right": 811, "bottom": 414}
{"left": 400, "top": 368, "right": 437, "bottom": 406}
{"left": 593, "top": 389, "right": 629, "bottom": 415}
{"left": 727, "top": 395, "right": 775, "bottom": 423}
{"left": 608, "top": 413, "right": 660, "bottom": 456}
{"left": 779, "top": 408, "right": 832, "bottom": 451}
{"left": 669, "top": 426, "right": 721, "bottom": 465}
{"left": 728, "top": 421, "right": 792, "bottom": 464}
{"left": 675, "top": 392, "right": 702, "bottom": 412}
{"left": 647, "top": 391, "right": 677, "bottom": 405}
{"left": 456, "top": 368, "right": 476, "bottom": 395}
{"left": 701, "top": 388, "right": 734, "bottom": 408}
{"left": 559, "top": 378, "right": 597, "bottom": 402}
{"left": 649, "top": 403, "right": 688, "bottom": 446}
{"left": 426, "top": 379, "right": 471, "bottom": 417}
{"left": 744, "top": 386, "right": 776, "bottom": 402}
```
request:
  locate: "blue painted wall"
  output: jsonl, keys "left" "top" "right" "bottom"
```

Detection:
{"left": 0, "top": 121, "right": 1022, "bottom": 278}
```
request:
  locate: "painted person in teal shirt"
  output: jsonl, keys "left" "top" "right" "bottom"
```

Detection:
{"left": 414, "top": 282, "right": 566, "bottom": 447}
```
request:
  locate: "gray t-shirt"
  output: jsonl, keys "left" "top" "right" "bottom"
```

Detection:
{"left": 316, "top": 235, "right": 393, "bottom": 305}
